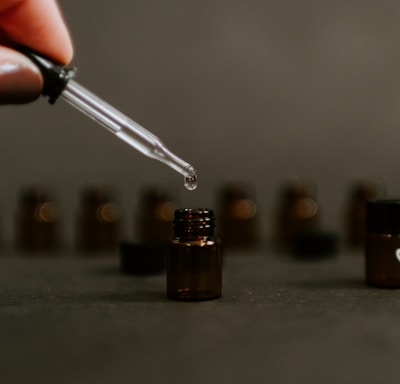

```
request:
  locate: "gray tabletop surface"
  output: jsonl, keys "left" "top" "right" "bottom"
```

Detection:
{"left": 0, "top": 248, "right": 398, "bottom": 384}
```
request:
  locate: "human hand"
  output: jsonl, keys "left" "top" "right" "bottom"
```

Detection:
{"left": 0, "top": 0, "right": 73, "bottom": 104}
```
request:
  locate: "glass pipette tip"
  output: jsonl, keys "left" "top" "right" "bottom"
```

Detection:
{"left": 61, "top": 80, "right": 197, "bottom": 188}
{"left": 19, "top": 47, "right": 197, "bottom": 190}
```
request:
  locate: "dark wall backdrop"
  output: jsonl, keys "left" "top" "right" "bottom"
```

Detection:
{"left": 2, "top": 0, "right": 400, "bottom": 244}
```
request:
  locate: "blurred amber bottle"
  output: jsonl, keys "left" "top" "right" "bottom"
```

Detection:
{"left": 134, "top": 185, "right": 175, "bottom": 243}
{"left": 76, "top": 185, "right": 121, "bottom": 253}
{"left": 275, "top": 178, "right": 320, "bottom": 250}
{"left": 15, "top": 184, "right": 60, "bottom": 252}
{"left": 344, "top": 179, "right": 385, "bottom": 249}
{"left": 217, "top": 182, "right": 260, "bottom": 249}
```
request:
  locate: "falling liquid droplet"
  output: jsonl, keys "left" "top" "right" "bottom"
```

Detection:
{"left": 184, "top": 173, "right": 197, "bottom": 191}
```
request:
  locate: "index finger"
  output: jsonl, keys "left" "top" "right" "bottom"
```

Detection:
{"left": 0, "top": 0, "right": 73, "bottom": 64}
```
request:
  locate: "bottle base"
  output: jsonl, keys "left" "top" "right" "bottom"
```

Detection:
{"left": 167, "top": 289, "right": 221, "bottom": 301}
{"left": 367, "top": 277, "right": 400, "bottom": 288}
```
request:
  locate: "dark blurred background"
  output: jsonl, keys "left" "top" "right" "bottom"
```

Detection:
{"left": 1, "top": 0, "right": 400, "bottom": 245}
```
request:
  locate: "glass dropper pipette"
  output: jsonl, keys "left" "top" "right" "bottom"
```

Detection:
{"left": 20, "top": 47, "right": 197, "bottom": 190}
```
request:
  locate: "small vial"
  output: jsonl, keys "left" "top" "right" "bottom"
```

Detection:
{"left": 15, "top": 184, "right": 60, "bottom": 252}
{"left": 344, "top": 180, "right": 385, "bottom": 249}
{"left": 167, "top": 208, "right": 222, "bottom": 301}
{"left": 275, "top": 178, "right": 320, "bottom": 249}
{"left": 134, "top": 185, "right": 175, "bottom": 243}
{"left": 366, "top": 199, "right": 400, "bottom": 287}
{"left": 217, "top": 182, "right": 260, "bottom": 249}
{"left": 76, "top": 185, "right": 121, "bottom": 253}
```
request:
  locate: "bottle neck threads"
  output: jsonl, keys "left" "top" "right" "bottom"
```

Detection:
{"left": 173, "top": 208, "right": 215, "bottom": 239}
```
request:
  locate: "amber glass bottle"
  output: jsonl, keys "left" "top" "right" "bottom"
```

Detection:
{"left": 135, "top": 185, "right": 175, "bottom": 243}
{"left": 275, "top": 178, "right": 320, "bottom": 249}
{"left": 76, "top": 185, "right": 121, "bottom": 253}
{"left": 15, "top": 185, "right": 60, "bottom": 252}
{"left": 345, "top": 180, "right": 385, "bottom": 249}
{"left": 366, "top": 199, "right": 400, "bottom": 287}
{"left": 217, "top": 182, "right": 260, "bottom": 249}
{"left": 167, "top": 208, "right": 222, "bottom": 300}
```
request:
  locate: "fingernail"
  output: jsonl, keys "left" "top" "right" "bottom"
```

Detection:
{"left": 0, "top": 58, "right": 43, "bottom": 104}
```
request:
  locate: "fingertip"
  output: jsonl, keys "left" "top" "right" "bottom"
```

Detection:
{"left": 0, "top": 0, "right": 74, "bottom": 65}
{"left": 59, "top": 40, "right": 74, "bottom": 65}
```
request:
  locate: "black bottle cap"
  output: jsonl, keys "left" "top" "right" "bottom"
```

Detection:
{"left": 119, "top": 242, "right": 166, "bottom": 275}
{"left": 294, "top": 230, "right": 339, "bottom": 259}
{"left": 367, "top": 199, "right": 400, "bottom": 234}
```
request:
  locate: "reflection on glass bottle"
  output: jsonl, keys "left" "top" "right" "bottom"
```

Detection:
{"left": 15, "top": 184, "right": 60, "bottom": 252}
{"left": 76, "top": 185, "right": 121, "bottom": 253}
{"left": 217, "top": 181, "right": 260, "bottom": 249}
{"left": 134, "top": 184, "right": 175, "bottom": 243}
{"left": 344, "top": 179, "right": 385, "bottom": 250}
{"left": 275, "top": 178, "right": 320, "bottom": 250}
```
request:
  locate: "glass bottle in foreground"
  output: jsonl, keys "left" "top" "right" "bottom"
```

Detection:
{"left": 167, "top": 208, "right": 222, "bottom": 300}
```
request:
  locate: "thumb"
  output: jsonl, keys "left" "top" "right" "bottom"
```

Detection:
{"left": 0, "top": 45, "right": 43, "bottom": 105}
